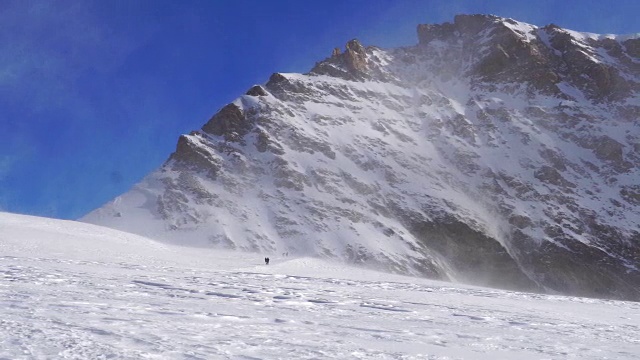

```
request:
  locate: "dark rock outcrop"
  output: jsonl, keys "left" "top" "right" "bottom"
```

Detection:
{"left": 201, "top": 104, "right": 252, "bottom": 142}
{"left": 310, "top": 39, "right": 371, "bottom": 81}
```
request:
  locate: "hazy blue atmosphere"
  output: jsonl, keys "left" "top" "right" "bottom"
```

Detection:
{"left": 1, "top": 0, "right": 639, "bottom": 220}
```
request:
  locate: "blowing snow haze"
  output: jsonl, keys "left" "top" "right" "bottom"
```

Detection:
{"left": 83, "top": 15, "right": 640, "bottom": 301}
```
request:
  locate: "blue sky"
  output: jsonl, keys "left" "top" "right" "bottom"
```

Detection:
{"left": 1, "top": 0, "right": 638, "bottom": 220}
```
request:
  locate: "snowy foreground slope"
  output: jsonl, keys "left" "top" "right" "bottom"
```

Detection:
{"left": 2, "top": 212, "right": 638, "bottom": 359}
{"left": 83, "top": 14, "right": 640, "bottom": 301}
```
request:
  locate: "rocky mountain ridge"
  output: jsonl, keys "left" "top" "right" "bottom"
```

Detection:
{"left": 83, "top": 14, "right": 640, "bottom": 301}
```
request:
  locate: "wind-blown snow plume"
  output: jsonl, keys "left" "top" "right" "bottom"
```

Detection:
{"left": 83, "top": 15, "right": 640, "bottom": 301}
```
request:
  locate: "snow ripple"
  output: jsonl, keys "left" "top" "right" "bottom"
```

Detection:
{"left": 1, "top": 254, "right": 638, "bottom": 359}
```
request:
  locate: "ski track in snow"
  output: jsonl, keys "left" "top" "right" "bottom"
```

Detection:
{"left": 2, "top": 254, "right": 639, "bottom": 360}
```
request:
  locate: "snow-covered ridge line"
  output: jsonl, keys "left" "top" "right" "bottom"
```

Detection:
{"left": 563, "top": 28, "right": 640, "bottom": 42}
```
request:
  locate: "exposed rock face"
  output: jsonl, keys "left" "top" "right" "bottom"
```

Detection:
{"left": 83, "top": 15, "right": 640, "bottom": 301}
{"left": 310, "top": 39, "right": 385, "bottom": 81}
{"left": 201, "top": 104, "right": 252, "bottom": 142}
{"left": 416, "top": 14, "right": 638, "bottom": 102}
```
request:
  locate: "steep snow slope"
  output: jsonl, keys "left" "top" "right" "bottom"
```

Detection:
{"left": 83, "top": 15, "right": 640, "bottom": 301}
{"left": 1, "top": 211, "right": 639, "bottom": 359}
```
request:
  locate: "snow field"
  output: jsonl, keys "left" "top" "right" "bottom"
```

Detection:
{"left": 1, "top": 212, "right": 638, "bottom": 359}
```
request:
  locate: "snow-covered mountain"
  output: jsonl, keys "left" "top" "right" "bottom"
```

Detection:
{"left": 2, "top": 211, "right": 639, "bottom": 359}
{"left": 83, "top": 14, "right": 640, "bottom": 301}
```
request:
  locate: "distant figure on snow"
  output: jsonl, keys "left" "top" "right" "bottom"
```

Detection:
{"left": 265, "top": 257, "right": 270, "bottom": 265}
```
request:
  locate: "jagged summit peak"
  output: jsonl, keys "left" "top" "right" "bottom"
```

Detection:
{"left": 417, "top": 14, "right": 540, "bottom": 45}
{"left": 310, "top": 38, "right": 371, "bottom": 80}
{"left": 414, "top": 14, "right": 639, "bottom": 101}
{"left": 418, "top": 14, "right": 640, "bottom": 47}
